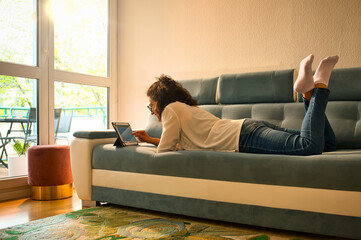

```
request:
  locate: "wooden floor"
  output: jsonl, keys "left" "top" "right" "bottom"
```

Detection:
{"left": 0, "top": 189, "right": 82, "bottom": 229}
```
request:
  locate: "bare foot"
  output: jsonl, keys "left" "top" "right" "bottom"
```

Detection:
{"left": 294, "top": 54, "right": 315, "bottom": 93}
{"left": 314, "top": 55, "right": 339, "bottom": 87}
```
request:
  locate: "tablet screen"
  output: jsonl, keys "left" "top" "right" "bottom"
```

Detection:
{"left": 115, "top": 124, "right": 137, "bottom": 144}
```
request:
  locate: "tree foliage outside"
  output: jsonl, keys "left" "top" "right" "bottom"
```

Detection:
{"left": 0, "top": 0, "right": 36, "bottom": 66}
{"left": 54, "top": 81, "right": 107, "bottom": 111}
{"left": 0, "top": 75, "right": 35, "bottom": 109}
{"left": 0, "top": 0, "right": 108, "bottom": 114}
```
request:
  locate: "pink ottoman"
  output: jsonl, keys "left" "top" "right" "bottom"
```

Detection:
{"left": 27, "top": 145, "right": 73, "bottom": 200}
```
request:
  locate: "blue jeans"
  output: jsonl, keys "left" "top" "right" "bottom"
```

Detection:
{"left": 238, "top": 88, "right": 336, "bottom": 155}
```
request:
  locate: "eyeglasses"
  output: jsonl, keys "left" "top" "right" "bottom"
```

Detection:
{"left": 147, "top": 104, "right": 153, "bottom": 113}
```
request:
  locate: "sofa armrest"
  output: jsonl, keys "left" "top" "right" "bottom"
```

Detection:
{"left": 70, "top": 131, "right": 116, "bottom": 201}
{"left": 73, "top": 130, "right": 117, "bottom": 139}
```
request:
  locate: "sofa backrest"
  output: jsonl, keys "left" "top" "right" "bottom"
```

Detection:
{"left": 144, "top": 68, "right": 361, "bottom": 149}
{"left": 218, "top": 69, "right": 295, "bottom": 104}
{"left": 179, "top": 77, "right": 219, "bottom": 105}
{"left": 321, "top": 67, "right": 361, "bottom": 148}
{"left": 296, "top": 67, "right": 361, "bottom": 102}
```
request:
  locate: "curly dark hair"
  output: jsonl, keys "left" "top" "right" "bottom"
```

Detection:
{"left": 147, "top": 74, "right": 198, "bottom": 116}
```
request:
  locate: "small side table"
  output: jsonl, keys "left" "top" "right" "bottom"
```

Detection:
{"left": 27, "top": 145, "right": 73, "bottom": 200}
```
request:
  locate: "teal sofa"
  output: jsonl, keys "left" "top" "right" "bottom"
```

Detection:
{"left": 70, "top": 68, "right": 361, "bottom": 239}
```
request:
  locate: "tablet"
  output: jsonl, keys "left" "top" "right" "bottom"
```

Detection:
{"left": 112, "top": 122, "right": 138, "bottom": 146}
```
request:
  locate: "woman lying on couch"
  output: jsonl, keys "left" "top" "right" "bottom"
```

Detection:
{"left": 132, "top": 55, "right": 338, "bottom": 155}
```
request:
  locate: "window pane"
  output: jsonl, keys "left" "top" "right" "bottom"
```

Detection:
{"left": 53, "top": 0, "right": 108, "bottom": 77}
{"left": 0, "top": 75, "right": 38, "bottom": 179}
{"left": 0, "top": 0, "right": 37, "bottom": 66}
{"left": 54, "top": 82, "right": 107, "bottom": 145}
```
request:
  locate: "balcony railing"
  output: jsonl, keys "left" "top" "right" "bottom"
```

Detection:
{"left": 0, "top": 106, "right": 107, "bottom": 128}
{"left": 0, "top": 107, "right": 30, "bottom": 118}
{"left": 60, "top": 107, "right": 107, "bottom": 128}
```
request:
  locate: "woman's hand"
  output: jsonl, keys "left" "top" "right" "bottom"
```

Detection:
{"left": 132, "top": 130, "right": 160, "bottom": 146}
{"left": 132, "top": 130, "right": 150, "bottom": 142}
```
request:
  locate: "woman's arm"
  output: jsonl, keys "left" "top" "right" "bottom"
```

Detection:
{"left": 133, "top": 105, "right": 181, "bottom": 151}
{"left": 132, "top": 130, "right": 160, "bottom": 146}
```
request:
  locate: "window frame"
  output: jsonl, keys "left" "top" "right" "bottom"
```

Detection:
{"left": 0, "top": 0, "right": 117, "bottom": 199}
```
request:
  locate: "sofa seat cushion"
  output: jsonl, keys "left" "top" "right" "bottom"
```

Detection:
{"left": 93, "top": 145, "right": 361, "bottom": 192}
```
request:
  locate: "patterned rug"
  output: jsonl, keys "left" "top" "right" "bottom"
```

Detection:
{"left": 0, "top": 205, "right": 318, "bottom": 240}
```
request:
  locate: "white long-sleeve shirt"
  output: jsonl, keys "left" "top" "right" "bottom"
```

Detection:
{"left": 157, "top": 101, "right": 245, "bottom": 153}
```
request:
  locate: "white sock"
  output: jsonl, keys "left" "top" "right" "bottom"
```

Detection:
{"left": 313, "top": 55, "right": 339, "bottom": 87}
{"left": 294, "top": 54, "right": 315, "bottom": 93}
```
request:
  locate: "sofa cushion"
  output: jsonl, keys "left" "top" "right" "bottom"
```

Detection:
{"left": 328, "top": 67, "right": 361, "bottom": 101}
{"left": 218, "top": 69, "right": 295, "bottom": 104}
{"left": 92, "top": 144, "right": 361, "bottom": 192}
{"left": 297, "top": 67, "right": 361, "bottom": 102}
{"left": 178, "top": 77, "right": 218, "bottom": 104}
{"left": 144, "top": 114, "right": 162, "bottom": 138}
{"left": 326, "top": 101, "right": 361, "bottom": 149}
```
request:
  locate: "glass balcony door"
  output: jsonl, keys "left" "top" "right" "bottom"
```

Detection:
{"left": 0, "top": 0, "right": 38, "bottom": 179}
{"left": 0, "top": 0, "right": 118, "bottom": 194}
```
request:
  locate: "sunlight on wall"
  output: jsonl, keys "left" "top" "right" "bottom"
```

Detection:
{"left": 117, "top": 0, "right": 361, "bottom": 129}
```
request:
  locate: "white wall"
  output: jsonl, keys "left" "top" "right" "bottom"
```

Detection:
{"left": 117, "top": 0, "right": 361, "bottom": 129}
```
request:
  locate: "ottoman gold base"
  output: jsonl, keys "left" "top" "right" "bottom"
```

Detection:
{"left": 31, "top": 183, "right": 73, "bottom": 200}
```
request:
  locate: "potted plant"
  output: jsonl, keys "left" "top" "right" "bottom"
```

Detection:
{"left": 8, "top": 140, "right": 30, "bottom": 177}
